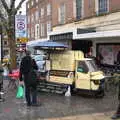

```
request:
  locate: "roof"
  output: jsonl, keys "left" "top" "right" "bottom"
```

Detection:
{"left": 32, "top": 41, "right": 68, "bottom": 49}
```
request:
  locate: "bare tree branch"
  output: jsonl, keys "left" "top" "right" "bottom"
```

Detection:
{"left": 15, "top": 0, "right": 26, "bottom": 14}
{"left": 1, "top": 0, "right": 10, "bottom": 13}
{"left": 10, "top": 0, "right": 16, "bottom": 10}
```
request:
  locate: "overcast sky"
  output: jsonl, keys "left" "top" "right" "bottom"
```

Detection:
{"left": 16, "top": 0, "right": 27, "bottom": 15}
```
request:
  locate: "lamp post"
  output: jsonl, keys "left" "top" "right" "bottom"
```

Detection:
{"left": 0, "top": 25, "right": 3, "bottom": 63}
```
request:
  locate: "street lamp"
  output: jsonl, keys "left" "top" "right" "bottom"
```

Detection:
{"left": 0, "top": 25, "right": 3, "bottom": 63}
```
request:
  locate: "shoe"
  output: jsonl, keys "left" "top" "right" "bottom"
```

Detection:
{"left": 0, "top": 98, "right": 5, "bottom": 102}
{"left": 27, "top": 103, "right": 31, "bottom": 107}
{"left": 111, "top": 114, "right": 120, "bottom": 119}
{"left": 32, "top": 103, "right": 41, "bottom": 107}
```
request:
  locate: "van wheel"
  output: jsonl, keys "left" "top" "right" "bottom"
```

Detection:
{"left": 95, "top": 91, "right": 105, "bottom": 98}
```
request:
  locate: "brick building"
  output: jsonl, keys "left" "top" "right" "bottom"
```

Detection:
{"left": 26, "top": 0, "right": 120, "bottom": 65}
{"left": 26, "top": 0, "right": 52, "bottom": 41}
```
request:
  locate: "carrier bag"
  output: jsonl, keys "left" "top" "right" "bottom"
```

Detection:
{"left": 16, "top": 85, "right": 24, "bottom": 99}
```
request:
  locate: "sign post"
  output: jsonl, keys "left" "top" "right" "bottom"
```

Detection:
{"left": 15, "top": 14, "right": 27, "bottom": 52}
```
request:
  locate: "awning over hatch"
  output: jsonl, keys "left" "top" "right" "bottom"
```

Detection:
{"left": 31, "top": 41, "right": 68, "bottom": 49}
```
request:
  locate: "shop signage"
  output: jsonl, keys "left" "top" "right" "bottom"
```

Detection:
{"left": 77, "top": 28, "right": 96, "bottom": 34}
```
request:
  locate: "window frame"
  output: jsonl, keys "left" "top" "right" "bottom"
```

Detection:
{"left": 95, "top": 0, "right": 109, "bottom": 15}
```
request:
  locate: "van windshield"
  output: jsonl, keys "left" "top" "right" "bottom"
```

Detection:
{"left": 85, "top": 60, "right": 98, "bottom": 72}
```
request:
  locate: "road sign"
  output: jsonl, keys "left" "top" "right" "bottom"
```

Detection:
{"left": 15, "top": 15, "right": 27, "bottom": 38}
{"left": 17, "top": 22, "right": 25, "bottom": 30}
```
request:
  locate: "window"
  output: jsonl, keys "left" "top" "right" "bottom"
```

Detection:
{"left": 35, "top": 10, "right": 39, "bottom": 21}
{"left": 35, "top": 24, "right": 40, "bottom": 39}
{"left": 77, "top": 61, "right": 89, "bottom": 73}
{"left": 76, "top": 0, "right": 83, "bottom": 20}
{"left": 47, "top": 4, "right": 51, "bottom": 16}
{"left": 27, "top": 29, "right": 30, "bottom": 38}
{"left": 31, "top": 27, "right": 34, "bottom": 38}
{"left": 31, "top": 14, "right": 34, "bottom": 23}
{"left": 98, "top": 0, "right": 108, "bottom": 14}
{"left": 4, "top": 41, "right": 8, "bottom": 46}
{"left": 41, "top": 23, "right": 45, "bottom": 36}
{"left": 27, "top": 4, "right": 29, "bottom": 9}
{"left": 47, "top": 21, "right": 51, "bottom": 34}
{"left": 27, "top": 15, "right": 30, "bottom": 24}
{"left": 58, "top": 4, "right": 65, "bottom": 24}
{"left": 31, "top": 1, "right": 34, "bottom": 6}
{"left": 41, "top": 8, "right": 44, "bottom": 16}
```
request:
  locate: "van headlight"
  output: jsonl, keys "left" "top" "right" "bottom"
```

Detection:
{"left": 93, "top": 80, "right": 100, "bottom": 85}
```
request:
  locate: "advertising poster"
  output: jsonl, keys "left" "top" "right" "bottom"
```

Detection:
{"left": 98, "top": 45, "right": 120, "bottom": 65}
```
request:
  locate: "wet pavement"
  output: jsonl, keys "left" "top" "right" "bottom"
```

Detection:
{"left": 0, "top": 80, "right": 118, "bottom": 120}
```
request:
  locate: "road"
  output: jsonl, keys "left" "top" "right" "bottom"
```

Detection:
{"left": 0, "top": 80, "right": 118, "bottom": 120}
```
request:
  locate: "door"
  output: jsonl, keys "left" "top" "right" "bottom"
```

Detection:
{"left": 75, "top": 61, "right": 90, "bottom": 90}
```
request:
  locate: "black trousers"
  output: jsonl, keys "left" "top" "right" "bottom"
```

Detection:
{"left": 24, "top": 74, "right": 37, "bottom": 105}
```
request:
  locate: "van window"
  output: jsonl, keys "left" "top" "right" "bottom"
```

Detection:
{"left": 77, "top": 61, "right": 89, "bottom": 73}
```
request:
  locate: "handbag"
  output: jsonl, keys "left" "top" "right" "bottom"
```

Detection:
{"left": 28, "top": 68, "right": 38, "bottom": 86}
{"left": 16, "top": 85, "right": 24, "bottom": 99}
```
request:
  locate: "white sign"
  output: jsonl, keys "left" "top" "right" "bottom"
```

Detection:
{"left": 15, "top": 15, "right": 27, "bottom": 38}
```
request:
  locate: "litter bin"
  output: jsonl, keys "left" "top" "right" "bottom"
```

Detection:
{"left": 0, "top": 66, "right": 4, "bottom": 102}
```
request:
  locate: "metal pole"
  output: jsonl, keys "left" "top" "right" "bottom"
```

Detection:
{"left": 0, "top": 25, "right": 3, "bottom": 63}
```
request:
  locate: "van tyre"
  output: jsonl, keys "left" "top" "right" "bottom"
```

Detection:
{"left": 95, "top": 91, "right": 105, "bottom": 98}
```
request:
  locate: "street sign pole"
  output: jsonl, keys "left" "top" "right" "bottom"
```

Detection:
{"left": 0, "top": 25, "right": 3, "bottom": 63}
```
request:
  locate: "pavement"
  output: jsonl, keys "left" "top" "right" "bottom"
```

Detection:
{"left": 0, "top": 80, "right": 119, "bottom": 120}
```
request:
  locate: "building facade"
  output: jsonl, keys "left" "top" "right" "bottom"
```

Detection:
{"left": 50, "top": 0, "right": 120, "bottom": 65}
{"left": 26, "top": 0, "right": 52, "bottom": 41}
{"left": 26, "top": 0, "right": 120, "bottom": 65}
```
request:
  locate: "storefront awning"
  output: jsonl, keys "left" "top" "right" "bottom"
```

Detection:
{"left": 26, "top": 38, "right": 48, "bottom": 46}
{"left": 32, "top": 41, "right": 68, "bottom": 49}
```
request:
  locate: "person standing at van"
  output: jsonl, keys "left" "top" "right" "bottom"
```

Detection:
{"left": 19, "top": 51, "right": 39, "bottom": 106}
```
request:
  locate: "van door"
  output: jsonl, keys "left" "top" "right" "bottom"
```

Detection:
{"left": 75, "top": 61, "right": 90, "bottom": 90}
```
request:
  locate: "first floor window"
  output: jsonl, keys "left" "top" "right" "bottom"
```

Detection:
{"left": 98, "top": 0, "right": 108, "bottom": 14}
{"left": 41, "top": 23, "right": 45, "bottom": 36}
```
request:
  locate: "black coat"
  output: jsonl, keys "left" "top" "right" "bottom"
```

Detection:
{"left": 19, "top": 55, "right": 38, "bottom": 84}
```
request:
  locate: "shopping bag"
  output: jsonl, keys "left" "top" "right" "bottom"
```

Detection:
{"left": 16, "top": 85, "right": 24, "bottom": 99}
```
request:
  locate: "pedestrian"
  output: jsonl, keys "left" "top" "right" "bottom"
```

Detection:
{"left": 111, "top": 79, "right": 120, "bottom": 119}
{"left": 2, "top": 63, "right": 9, "bottom": 81}
{"left": 0, "top": 63, "right": 4, "bottom": 101}
{"left": 117, "top": 51, "right": 120, "bottom": 65}
{"left": 19, "top": 50, "right": 39, "bottom": 107}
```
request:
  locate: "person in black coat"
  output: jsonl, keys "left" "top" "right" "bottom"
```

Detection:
{"left": 19, "top": 51, "right": 39, "bottom": 106}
